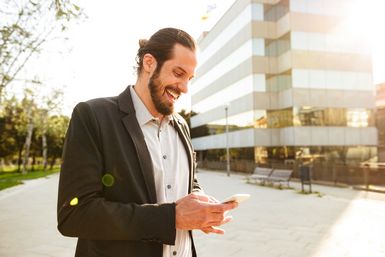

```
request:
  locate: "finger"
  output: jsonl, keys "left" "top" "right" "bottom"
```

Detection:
{"left": 193, "top": 194, "right": 210, "bottom": 202}
{"left": 208, "top": 202, "right": 238, "bottom": 213}
{"left": 202, "top": 226, "right": 225, "bottom": 235}
{"left": 200, "top": 227, "right": 212, "bottom": 234}
{"left": 224, "top": 201, "right": 238, "bottom": 210}
{"left": 221, "top": 215, "right": 233, "bottom": 225}
{"left": 193, "top": 193, "right": 220, "bottom": 204}
{"left": 206, "top": 215, "right": 233, "bottom": 226}
{"left": 208, "top": 196, "right": 220, "bottom": 203}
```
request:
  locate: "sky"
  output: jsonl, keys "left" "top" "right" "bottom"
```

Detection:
{"left": 8, "top": 0, "right": 385, "bottom": 116}
{"left": 48, "top": 0, "right": 236, "bottom": 115}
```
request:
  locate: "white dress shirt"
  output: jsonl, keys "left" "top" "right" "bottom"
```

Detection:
{"left": 130, "top": 86, "right": 192, "bottom": 257}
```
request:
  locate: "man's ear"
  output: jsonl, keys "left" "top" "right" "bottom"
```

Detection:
{"left": 142, "top": 53, "right": 157, "bottom": 74}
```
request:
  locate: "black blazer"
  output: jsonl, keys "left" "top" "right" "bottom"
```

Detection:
{"left": 57, "top": 86, "right": 201, "bottom": 257}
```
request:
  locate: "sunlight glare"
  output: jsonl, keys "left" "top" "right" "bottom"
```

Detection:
{"left": 345, "top": 0, "right": 385, "bottom": 83}
{"left": 345, "top": 0, "right": 385, "bottom": 49}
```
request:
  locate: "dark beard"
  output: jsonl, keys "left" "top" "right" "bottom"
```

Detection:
{"left": 148, "top": 71, "right": 174, "bottom": 116}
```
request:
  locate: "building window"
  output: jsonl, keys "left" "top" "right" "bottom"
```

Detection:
{"left": 265, "top": 32, "right": 291, "bottom": 57}
{"left": 346, "top": 109, "right": 371, "bottom": 127}
{"left": 264, "top": 0, "right": 289, "bottom": 21}
{"left": 294, "top": 107, "right": 373, "bottom": 127}
{"left": 267, "top": 108, "right": 294, "bottom": 128}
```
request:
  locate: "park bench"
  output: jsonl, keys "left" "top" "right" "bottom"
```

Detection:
{"left": 246, "top": 167, "right": 273, "bottom": 184}
{"left": 265, "top": 168, "right": 293, "bottom": 187}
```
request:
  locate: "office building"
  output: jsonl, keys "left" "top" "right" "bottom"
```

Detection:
{"left": 190, "top": 0, "right": 377, "bottom": 182}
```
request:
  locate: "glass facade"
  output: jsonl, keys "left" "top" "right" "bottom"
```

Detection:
{"left": 291, "top": 31, "right": 369, "bottom": 55}
{"left": 292, "top": 69, "right": 373, "bottom": 91}
{"left": 191, "top": 111, "right": 255, "bottom": 138}
{"left": 264, "top": 0, "right": 289, "bottom": 22}
{"left": 197, "top": 145, "right": 377, "bottom": 178}
{"left": 192, "top": 75, "right": 254, "bottom": 114}
{"left": 191, "top": 0, "right": 377, "bottom": 179}
{"left": 294, "top": 107, "right": 374, "bottom": 127}
{"left": 267, "top": 107, "right": 374, "bottom": 128}
{"left": 192, "top": 107, "right": 374, "bottom": 138}
{"left": 290, "top": 0, "right": 351, "bottom": 17}
{"left": 265, "top": 33, "right": 291, "bottom": 57}
{"left": 266, "top": 71, "right": 292, "bottom": 92}
{"left": 255, "top": 146, "right": 377, "bottom": 164}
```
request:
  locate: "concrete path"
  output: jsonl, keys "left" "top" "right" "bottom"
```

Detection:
{"left": 194, "top": 170, "right": 385, "bottom": 257}
{"left": 0, "top": 170, "right": 385, "bottom": 257}
{"left": 0, "top": 175, "right": 76, "bottom": 257}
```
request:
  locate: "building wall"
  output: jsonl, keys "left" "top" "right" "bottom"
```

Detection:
{"left": 191, "top": 0, "right": 377, "bottom": 175}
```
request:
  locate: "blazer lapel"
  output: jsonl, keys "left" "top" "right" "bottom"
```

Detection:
{"left": 118, "top": 86, "right": 157, "bottom": 203}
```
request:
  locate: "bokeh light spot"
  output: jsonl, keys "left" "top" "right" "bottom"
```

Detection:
{"left": 102, "top": 173, "right": 115, "bottom": 187}
{"left": 70, "top": 197, "right": 78, "bottom": 206}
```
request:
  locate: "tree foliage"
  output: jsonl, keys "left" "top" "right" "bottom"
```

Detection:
{"left": 178, "top": 109, "right": 196, "bottom": 129}
{"left": 0, "top": 0, "right": 83, "bottom": 98}
{"left": 0, "top": 90, "right": 69, "bottom": 172}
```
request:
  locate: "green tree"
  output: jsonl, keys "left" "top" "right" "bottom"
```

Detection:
{"left": 34, "top": 88, "right": 64, "bottom": 170}
{"left": 0, "top": 95, "right": 30, "bottom": 172}
{"left": 0, "top": 0, "right": 83, "bottom": 99}
{"left": 0, "top": 91, "right": 68, "bottom": 172}
{"left": 46, "top": 114, "right": 69, "bottom": 169}
{"left": 0, "top": 97, "right": 19, "bottom": 170}
{"left": 178, "top": 109, "right": 196, "bottom": 129}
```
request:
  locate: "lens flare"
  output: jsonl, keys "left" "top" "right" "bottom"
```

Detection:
{"left": 102, "top": 173, "right": 115, "bottom": 187}
{"left": 70, "top": 197, "right": 78, "bottom": 206}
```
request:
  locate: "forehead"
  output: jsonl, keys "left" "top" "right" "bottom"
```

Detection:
{"left": 164, "top": 44, "right": 197, "bottom": 75}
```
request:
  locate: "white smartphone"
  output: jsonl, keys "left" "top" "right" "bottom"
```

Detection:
{"left": 222, "top": 193, "right": 251, "bottom": 204}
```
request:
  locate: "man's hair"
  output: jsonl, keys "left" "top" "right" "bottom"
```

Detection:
{"left": 135, "top": 28, "right": 196, "bottom": 75}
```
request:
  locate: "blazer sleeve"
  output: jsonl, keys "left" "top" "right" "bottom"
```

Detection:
{"left": 57, "top": 102, "right": 176, "bottom": 245}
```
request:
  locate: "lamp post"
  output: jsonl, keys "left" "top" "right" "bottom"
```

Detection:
{"left": 225, "top": 104, "right": 230, "bottom": 176}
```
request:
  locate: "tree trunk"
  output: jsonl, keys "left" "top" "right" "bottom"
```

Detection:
{"left": 0, "top": 158, "right": 4, "bottom": 172}
{"left": 17, "top": 145, "right": 23, "bottom": 173}
{"left": 31, "top": 154, "right": 36, "bottom": 171}
{"left": 21, "top": 122, "right": 34, "bottom": 174}
{"left": 42, "top": 132, "right": 48, "bottom": 171}
{"left": 49, "top": 157, "right": 56, "bottom": 170}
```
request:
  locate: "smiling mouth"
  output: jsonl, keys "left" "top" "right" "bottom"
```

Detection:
{"left": 165, "top": 88, "right": 180, "bottom": 101}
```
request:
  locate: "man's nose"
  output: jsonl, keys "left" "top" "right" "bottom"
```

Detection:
{"left": 177, "top": 80, "right": 189, "bottom": 94}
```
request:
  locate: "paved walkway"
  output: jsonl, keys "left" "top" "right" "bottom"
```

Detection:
{"left": 194, "top": 170, "right": 385, "bottom": 257}
{"left": 0, "top": 175, "right": 76, "bottom": 257}
{"left": 0, "top": 170, "right": 385, "bottom": 257}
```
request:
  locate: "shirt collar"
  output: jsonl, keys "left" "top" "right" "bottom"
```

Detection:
{"left": 130, "top": 86, "right": 173, "bottom": 126}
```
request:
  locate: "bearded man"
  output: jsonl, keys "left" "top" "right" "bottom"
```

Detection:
{"left": 57, "top": 27, "right": 237, "bottom": 257}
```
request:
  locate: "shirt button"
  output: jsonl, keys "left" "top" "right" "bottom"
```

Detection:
{"left": 163, "top": 155, "right": 167, "bottom": 160}
{"left": 173, "top": 251, "right": 177, "bottom": 256}
{"left": 167, "top": 185, "right": 172, "bottom": 189}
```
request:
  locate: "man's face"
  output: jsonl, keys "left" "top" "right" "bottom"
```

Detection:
{"left": 148, "top": 44, "right": 197, "bottom": 116}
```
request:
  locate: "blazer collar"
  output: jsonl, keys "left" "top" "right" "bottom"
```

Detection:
{"left": 117, "top": 85, "right": 136, "bottom": 115}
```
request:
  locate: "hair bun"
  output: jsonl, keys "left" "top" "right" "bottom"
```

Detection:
{"left": 139, "top": 39, "right": 148, "bottom": 48}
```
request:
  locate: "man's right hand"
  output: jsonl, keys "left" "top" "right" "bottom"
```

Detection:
{"left": 175, "top": 193, "right": 238, "bottom": 234}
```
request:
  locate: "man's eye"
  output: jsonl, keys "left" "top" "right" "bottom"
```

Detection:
{"left": 174, "top": 72, "right": 183, "bottom": 77}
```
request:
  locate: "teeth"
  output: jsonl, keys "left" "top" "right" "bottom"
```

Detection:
{"left": 166, "top": 88, "right": 179, "bottom": 99}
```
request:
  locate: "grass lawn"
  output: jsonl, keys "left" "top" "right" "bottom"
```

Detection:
{"left": 0, "top": 167, "right": 60, "bottom": 191}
